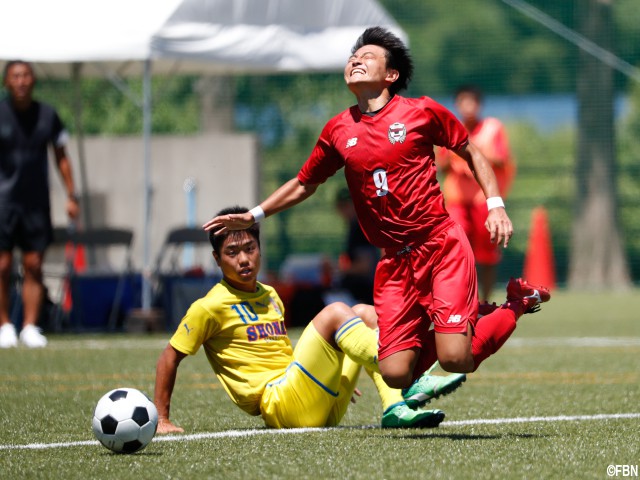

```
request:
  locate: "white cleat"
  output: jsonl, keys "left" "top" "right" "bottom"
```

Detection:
{"left": 19, "top": 325, "right": 48, "bottom": 348}
{"left": 0, "top": 323, "right": 18, "bottom": 348}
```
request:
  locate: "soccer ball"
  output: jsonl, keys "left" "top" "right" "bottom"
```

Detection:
{"left": 92, "top": 387, "right": 158, "bottom": 454}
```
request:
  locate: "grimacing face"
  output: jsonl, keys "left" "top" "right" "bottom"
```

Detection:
{"left": 344, "top": 44, "right": 396, "bottom": 92}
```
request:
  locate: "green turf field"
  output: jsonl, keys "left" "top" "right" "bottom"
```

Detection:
{"left": 1, "top": 290, "right": 639, "bottom": 480}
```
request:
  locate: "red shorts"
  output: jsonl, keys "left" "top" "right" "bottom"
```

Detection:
{"left": 374, "top": 221, "right": 478, "bottom": 361}
{"left": 447, "top": 202, "right": 501, "bottom": 265}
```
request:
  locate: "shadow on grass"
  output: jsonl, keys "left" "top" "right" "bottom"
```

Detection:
{"left": 98, "top": 450, "right": 163, "bottom": 457}
{"left": 387, "top": 432, "right": 547, "bottom": 441}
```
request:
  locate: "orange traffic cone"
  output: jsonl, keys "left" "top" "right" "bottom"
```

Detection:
{"left": 523, "top": 206, "right": 556, "bottom": 290}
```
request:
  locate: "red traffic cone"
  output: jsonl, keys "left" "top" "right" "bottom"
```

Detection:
{"left": 523, "top": 206, "right": 556, "bottom": 290}
{"left": 62, "top": 243, "right": 87, "bottom": 313}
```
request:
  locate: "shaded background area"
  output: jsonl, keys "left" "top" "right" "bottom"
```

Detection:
{"left": 5, "top": 1, "right": 640, "bottom": 325}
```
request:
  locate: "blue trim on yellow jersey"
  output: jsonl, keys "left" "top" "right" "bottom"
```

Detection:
{"left": 334, "top": 316, "right": 363, "bottom": 343}
{"left": 267, "top": 361, "right": 339, "bottom": 397}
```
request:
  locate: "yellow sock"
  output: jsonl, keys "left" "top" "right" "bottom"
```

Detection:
{"left": 334, "top": 316, "right": 380, "bottom": 373}
{"left": 365, "top": 367, "right": 404, "bottom": 412}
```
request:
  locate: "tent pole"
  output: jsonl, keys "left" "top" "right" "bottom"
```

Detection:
{"left": 142, "top": 58, "right": 152, "bottom": 311}
{"left": 70, "top": 63, "right": 97, "bottom": 263}
{"left": 71, "top": 63, "right": 91, "bottom": 227}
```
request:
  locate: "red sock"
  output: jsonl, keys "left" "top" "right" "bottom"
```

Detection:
{"left": 471, "top": 306, "right": 517, "bottom": 371}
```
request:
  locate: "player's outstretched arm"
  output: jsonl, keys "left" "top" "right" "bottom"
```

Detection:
{"left": 202, "top": 178, "right": 319, "bottom": 233}
{"left": 154, "top": 344, "right": 187, "bottom": 434}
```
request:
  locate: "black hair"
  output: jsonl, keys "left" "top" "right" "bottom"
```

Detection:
{"left": 454, "top": 84, "right": 484, "bottom": 103}
{"left": 208, "top": 206, "right": 261, "bottom": 256}
{"left": 3, "top": 60, "right": 33, "bottom": 84}
{"left": 352, "top": 27, "right": 413, "bottom": 95}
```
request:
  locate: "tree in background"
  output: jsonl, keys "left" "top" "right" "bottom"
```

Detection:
{"left": 570, "top": 0, "right": 631, "bottom": 289}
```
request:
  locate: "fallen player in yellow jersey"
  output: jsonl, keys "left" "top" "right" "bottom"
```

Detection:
{"left": 154, "top": 206, "right": 466, "bottom": 432}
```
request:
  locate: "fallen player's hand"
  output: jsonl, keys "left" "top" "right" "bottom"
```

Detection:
{"left": 351, "top": 387, "right": 362, "bottom": 404}
{"left": 156, "top": 417, "right": 185, "bottom": 435}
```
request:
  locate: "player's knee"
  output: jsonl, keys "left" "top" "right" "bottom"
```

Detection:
{"left": 314, "top": 301, "right": 353, "bottom": 332}
{"left": 437, "top": 352, "right": 474, "bottom": 373}
{"left": 379, "top": 362, "right": 414, "bottom": 389}
{"left": 351, "top": 303, "right": 377, "bottom": 328}
{"left": 435, "top": 331, "right": 474, "bottom": 373}
{"left": 380, "top": 371, "right": 413, "bottom": 389}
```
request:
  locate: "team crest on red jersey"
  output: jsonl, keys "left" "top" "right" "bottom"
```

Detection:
{"left": 387, "top": 122, "right": 406, "bottom": 144}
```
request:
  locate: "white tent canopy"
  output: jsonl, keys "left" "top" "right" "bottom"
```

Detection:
{"left": 0, "top": 0, "right": 182, "bottom": 77}
{"left": 0, "top": 0, "right": 406, "bottom": 309}
{"left": 0, "top": 0, "right": 406, "bottom": 76}
{"left": 153, "top": 0, "right": 407, "bottom": 73}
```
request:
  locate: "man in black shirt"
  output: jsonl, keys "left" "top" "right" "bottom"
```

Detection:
{"left": 0, "top": 61, "right": 79, "bottom": 348}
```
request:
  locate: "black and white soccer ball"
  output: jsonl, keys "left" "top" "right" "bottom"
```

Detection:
{"left": 92, "top": 387, "right": 158, "bottom": 454}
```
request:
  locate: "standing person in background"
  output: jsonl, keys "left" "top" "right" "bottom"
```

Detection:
{"left": 0, "top": 61, "right": 80, "bottom": 348}
{"left": 437, "top": 85, "right": 516, "bottom": 301}
{"left": 334, "top": 187, "right": 379, "bottom": 305}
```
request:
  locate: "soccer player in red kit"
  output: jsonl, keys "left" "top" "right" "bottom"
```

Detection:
{"left": 437, "top": 85, "right": 517, "bottom": 302}
{"left": 204, "top": 27, "right": 550, "bottom": 396}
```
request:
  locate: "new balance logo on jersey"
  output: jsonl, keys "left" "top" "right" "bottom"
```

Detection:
{"left": 388, "top": 122, "right": 406, "bottom": 144}
{"left": 346, "top": 137, "right": 358, "bottom": 148}
{"left": 447, "top": 314, "right": 462, "bottom": 324}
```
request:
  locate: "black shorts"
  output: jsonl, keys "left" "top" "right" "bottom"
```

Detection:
{"left": 0, "top": 205, "right": 52, "bottom": 252}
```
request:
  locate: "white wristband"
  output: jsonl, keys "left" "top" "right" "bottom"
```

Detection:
{"left": 486, "top": 196, "right": 505, "bottom": 211}
{"left": 249, "top": 205, "right": 265, "bottom": 223}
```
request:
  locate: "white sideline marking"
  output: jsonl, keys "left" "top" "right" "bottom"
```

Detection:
{"left": 506, "top": 337, "right": 640, "bottom": 347}
{"left": 2, "top": 413, "right": 639, "bottom": 451}
{"left": 444, "top": 412, "right": 640, "bottom": 426}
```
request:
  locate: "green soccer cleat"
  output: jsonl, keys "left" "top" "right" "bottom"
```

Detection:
{"left": 402, "top": 373, "right": 466, "bottom": 409}
{"left": 381, "top": 403, "right": 445, "bottom": 429}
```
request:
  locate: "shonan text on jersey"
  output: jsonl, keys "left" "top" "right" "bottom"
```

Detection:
{"left": 170, "top": 280, "right": 292, "bottom": 416}
{"left": 298, "top": 95, "right": 469, "bottom": 248}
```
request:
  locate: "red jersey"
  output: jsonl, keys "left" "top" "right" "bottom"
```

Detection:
{"left": 298, "top": 95, "right": 469, "bottom": 248}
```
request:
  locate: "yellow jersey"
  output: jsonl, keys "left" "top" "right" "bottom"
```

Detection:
{"left": 169, "top": 279, "right": 293, "bottom": 416}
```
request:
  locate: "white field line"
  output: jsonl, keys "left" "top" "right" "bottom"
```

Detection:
{"left": 505, "top": 337, "right": 640, "bottom": 347}
{"left": 2, "top": 413, "right": 639, "bottom": 451}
